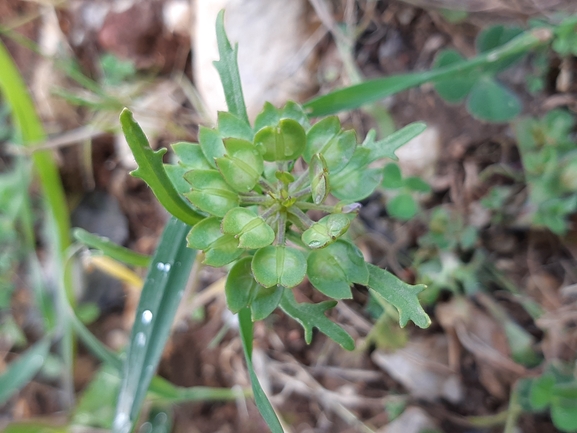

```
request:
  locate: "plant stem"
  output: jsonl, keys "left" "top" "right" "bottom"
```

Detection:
{"left": 276, "top": 211, "right": 287, "bottom": 245}
{"left": 289, "top": 168, "right": 310, "bottom": 192}
{"left": 293, "top": 186, "right": 312, "bottom": 199}
{"left": 288, "top": 207, "right": 314, "bottom": 228}
{"left": 295, "top": 202, "right": 335, "bottom": 212}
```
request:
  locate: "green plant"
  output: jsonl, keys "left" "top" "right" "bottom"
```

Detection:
{"left": 521, "top": 364, "right": 577, "bottom": 432}
{"left": 433, "top": 24, "right": 526, "bottom": 122}
{"left": 112, "top": 11, "right": 431, "bottom": 432}
{"left": 512, "top": 109, "right": 577, "bottom": 234}
{"left": 381, "top": 162, "right": 431, "bottom": 221}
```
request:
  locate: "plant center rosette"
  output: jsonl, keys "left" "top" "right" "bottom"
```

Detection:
{"left": 164, "top": 101, "right": 430, "bottom": 347}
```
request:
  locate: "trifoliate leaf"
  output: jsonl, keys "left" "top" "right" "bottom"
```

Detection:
{"left": 216, "top": 138, "right": 263, "bottom": 192}
{"left": 254, "top": 119, "right": 306, "bottom": 161}
{"left": 217, "top": 111, "right": 254, "bottom": 141}
{"left": 301, "top": 214, "right": 351, "bottom": 250}
{"left": 186, "top": 217, "right": 242, "bottom": 267}
{"left": 404, "top": 176, "right": 431, "bottom": 193}
{"left": 304, "top": 116, "right": 356, "bottom": 173}
{"left": 382, "top": 163, "right": 403, "bottom": 189}
{"left": 550, "top": 383, "right": 577, "bottom": 433}
{"left": 433, "top": 49, "right": 477, "bottom": 103}
{"left": 475, "top": 25, "right": 524, "bottom": 72}
{"left": 252, "top": 246, "right": 306, "bottom": 288}
{"left": 184, "top": 169, "right": 238, "bottom": 217}
{"left": 467, "top": 76, "right": 521, "bottom": 123}
{"left": 387, "top": 193, "right": 418, "bottom": 220}
{"left": 367, "top": 263, "right": 431, "bottom": 328}
{"left": 279, "top": 289, "right": 355, "bottom": 350}
{"left": 307, "top": 240, "right": 367, "bottom": 299}
{"left": 222, "top": 207, "right": 275, "bottom": 249}
{"left": 331, "top": 147, "right": 383, "bottom": 201}
{"left": 529, "top": 374, "right": 555, "bottom": 410}
{"left": 199, "top": 126, "right": 225, "bottom": 168}
{"left": 309, "top": 153, "right": 329, "bottom": 204}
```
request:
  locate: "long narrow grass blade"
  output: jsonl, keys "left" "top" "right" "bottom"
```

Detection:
{"left": 238, "top": 308, "right": 283, "bottom": 433}
{"left": 73, "top": 228, "right": 151, "bottom": 267}
{"left": 0, "top": 338, "right": 51, "bottom": 405}
{"left": 113, "top": 217, "right": 196, "bottom": 433}
{"left": 71, "top": 310, "right": 247, "bottom": 403}
{"left": 0, "top": 40, "right": 70, "bottom": 255}
{"left": 213, "top": 10, "right": 249, "bottom": 124}
{"left": 303, "top": 28, "right": 551, "bottom": 117}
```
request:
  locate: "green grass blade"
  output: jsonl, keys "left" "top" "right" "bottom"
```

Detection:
{"left": 238, "top": 308, "right": 283, "bottom": 433}
{"left": 214, "top": 10, "right": 249, "bottom": 124}
{"left": 0, "top": 40, "right": 70, "bottom": 255}
{"left": 0, "top": 338, "right": 51, "bottom": 405}
{"left": 120, "top": 109, "right": 204, "bottom": 226}
{"left": 73, "top": 228, "right": 151, "bottom": 267}
{"left": 303, "top": 28, "right": 551, "bottom": 117}
{"left": 113, "top": 217, "right": 197, "bottom": 433}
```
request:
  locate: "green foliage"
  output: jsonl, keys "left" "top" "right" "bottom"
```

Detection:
{"left": 433, "top": 24, "right": 524, "bottom": 122}
{"left": 552, "top": 16, "right": 577, "bottom": 57}
{"left": 526, "top": 365, "right": 577, "bottom": 432}
{"left": 304, "top": 26, "right": 551, "bottom": 117}
{"left": 117, "top": 12, "right": 432, "bottom": 431}
{"left": 381, "top": 162, "right": 431, "bottom": 221}
{"left": 113, "top": 217, "right": 197, "bottom": 433}
{"left": 512, "top": 109, "right": 577, "bottom": 234}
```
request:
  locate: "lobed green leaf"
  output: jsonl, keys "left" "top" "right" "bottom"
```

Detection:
{"left": 213, "top": 10, "right": 249, "bottom": 124}
{"left": 120, "top": 109, "right": 203, "bottom": 226}
{"left": 367, "top": 263, "right": 431, "bottom": 328}
{"left": 279, "top": 290, "right": 355, "bottom": 350}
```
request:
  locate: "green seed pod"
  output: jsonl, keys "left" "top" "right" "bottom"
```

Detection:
{"left": 184, "top": 169, "right": 238, "bottom": 217}
{"left": 216, "top": 138, "right": 264, "bottom": 193}
{"left": 254, "top": 118, "right": 306, "bottom": 161}
{"left": 221, "top": 207, "right": 275, "bottom": 249}
{"left": 301, "top": 213, "right": 351, "bottom": 249}
{"left": 309, "top": 153, "right": 330, "bottom": 204}
{"left": 252, "top": 246, "right": 306, "bottom": 288}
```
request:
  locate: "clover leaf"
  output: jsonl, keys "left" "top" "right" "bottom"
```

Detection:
{"left": 433, "top": 24, "right": 525, "bottom": 122}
